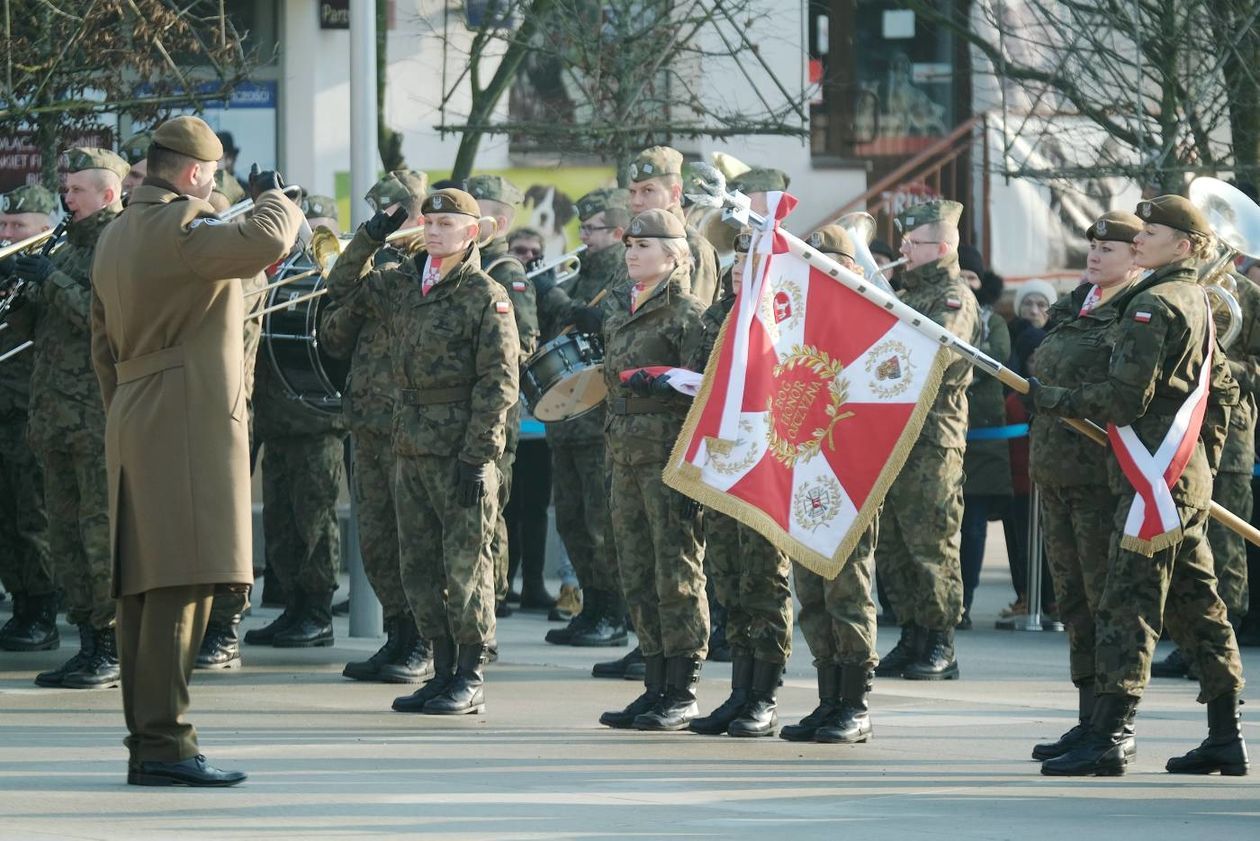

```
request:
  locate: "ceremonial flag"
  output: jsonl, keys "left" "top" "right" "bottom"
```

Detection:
{"left": 664, "top": 194, "right": 953, "bottom": 578}
{"left": 618, "top": 367, "right": 703, "bottom": 397}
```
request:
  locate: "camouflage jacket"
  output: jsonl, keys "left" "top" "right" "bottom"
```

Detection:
{"left": 602, "top": 264, "right": 706, "bottom": 466}
{"left": 0, "top": 332, "right": 34, "bottom": 420}
{"left": 896, "top": 251, "right": 980, "bottom": 449}
{"left": 328, "top": 241, "right": 519, "bottom": 464}
{"left": 481, "top": 236, "right": 539, "bottom": 358}
{"left": 1217, "top": 272, "right": 1260, "bottom": 475}
{"left": 1035, "top": 262, "right": 1239, "bottom": 506}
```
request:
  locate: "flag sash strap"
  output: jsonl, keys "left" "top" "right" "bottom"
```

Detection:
{"left": 1105, "top": 290, "right": 1214, "bottom": 555}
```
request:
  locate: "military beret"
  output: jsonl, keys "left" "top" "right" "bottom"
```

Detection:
{"left": 1135, "top": 195, "right": 1211, "bottom": 237}
{"left": 576, "top": 187, "right": 629, "bottom": 221}
{"left": 151, "top": 115, "right": 224, "bottom": 162}
{"left": 1, "top": 184, "right": 57, "bottom": 215}
{"left": 624, "top": 208, "right": 686, "bottom": 241}
{"left": 896, "top": 199, "right": 963, "bottom": 232}
{"left": 119, "top": 131, "right": 152, "bottom": 165}
{"left": 730, "top": 167, "right": 790, "bottom": 194}
{"left": 300, "top": 194, "right": 339, "bottom": 222}
{"left": 734, "top": 231, "right": 753, "bottom": 254}
{"left": 806, "top": 225, "right": 856, "bottom": 260}
{"left": 628, "top": 146, "right": 683, "bottom": 182}
{"left": 1086, "top": 210, "right": 1143, "bottom": 243}
{"left": 467, "top": 174, "right": 523, "bottom": 206}
{"left": 365, "top": 169, "right": 428, "bottom": 212}
{"left": 64, "top": 147, "right": 130, "bottom": 181}
{"left": 421, "top": 188, "right": 480, "bottom": 218}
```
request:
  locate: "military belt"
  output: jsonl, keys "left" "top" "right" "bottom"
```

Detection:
{"left": 609, "top": 396, "right": 672, "bottom": 415}
{"left": 399, "top": 386, "right": 473, "bottom": 406}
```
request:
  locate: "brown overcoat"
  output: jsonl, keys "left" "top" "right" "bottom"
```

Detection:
{"left": 89, "top": 182, "right": 301, "bottom": 597}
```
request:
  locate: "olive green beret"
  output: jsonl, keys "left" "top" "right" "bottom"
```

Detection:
{"left": 576, "top": 187, "right": 629, "bottom": 221}
{"left": 64, "top": 147, "right": 130, "bottom": 181}
{"left": 1086, "top": 210, "right": 1143, "bottom": 243}
{"left": 421, "top": 188, "right": 480, "bottom": 218}
{"left": 624, "top": 208, "right": 686, "bottom": 241}
{"left": 151, "top": 115, "right": 223, "bottom": 162}
{"left": 214, "top": 170, "right": 246, "bottom": 204}
{"left": 730, "top": 167, "right": 790, "bottom": 194}
{"left": 734, "top": 231, "right": 753, "bottom": 254}
{"left": 119, "top": 131, "right": 152, "bottom": 165}
{"left": 365, "top": 169, "right": 428, "bottom": 212}
{"left": 1, "top": 184, "right": 58, "bottom": 215}
{"left": 806, "top": 225, "right": 856, "bottom": 260}
{"left": 628, "top": 146, "right": 683, "bottom": 182}
{"left": 1136, "top": 195, "right": 1211, "bottom": 237}
{"left": 896, "top": 199, "right": 963, "bottom": 232}
{"left": 300, "top": 194, "right": 339, "bottom": 221}
{"left": 467, "top": 174, "right": 523, "bottom": 206}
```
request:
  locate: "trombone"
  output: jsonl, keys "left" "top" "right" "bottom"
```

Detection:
{"left": 526, "top": 245, "right": 585, "bottom": 283}
{"left": 0, "top": 227, "right": 61, "bottom": 262}
{"left": 1188, "top": 177, "right": 1260, "bottom": 348}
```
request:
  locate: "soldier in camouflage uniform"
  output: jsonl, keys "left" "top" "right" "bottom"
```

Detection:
{"left": 1027, "top": 211, "right": 1143, "bottom": 763}
{"left": 6, "top": 149, "right": 129, "bottom": 688}
{"left": 328, "top": 188, "right": 519, "bottom": 716}
{"left": 118, "top": 131, "right": 152, "bottom": 197}
{"left": 0, "top": 185, "right": 57, "bottom": 652}
{"left": 321, "top": 171, "right": 435, "bottom": 683}
{"left": 595, "top": 208, "right": 709, "bottom": 732}
{"left": 1034, "top": 195, "right": 1247, "bottom": 777}
{"left": 467, "top": 174, "right": 542, "bottom": 616}
{"left": 873, "top": 200, "right": 978, "bottom": 682}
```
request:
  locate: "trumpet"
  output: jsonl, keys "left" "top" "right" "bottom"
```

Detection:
{"left": 0, "top": 226, "right": 61, "bottom": 261}
{"left": 1188, "top": 177, "right": 1260, "bottom": 348}
{"left": 527, "top": 245, "right": 586, "bottom": 283}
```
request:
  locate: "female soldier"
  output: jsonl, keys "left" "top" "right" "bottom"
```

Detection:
{"left": 597, "top": 209, "right": 710, "bottom": 732}
{"left": 1026, "top": 211, "right": 1144, "bottom": 763}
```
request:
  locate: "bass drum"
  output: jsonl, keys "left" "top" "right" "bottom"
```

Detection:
{"left": 261, "top": 255, "right": 349, "bottom": 414}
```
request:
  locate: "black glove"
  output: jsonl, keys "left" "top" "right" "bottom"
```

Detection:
{"left": 248, "top": 163, "right": 285, "bottom": 199}
{"left": 455, "top": 460, "right": 490, "bottom": 508}
{"left": 649, "top": 373, "right": 676, "bottom": 397}
{"left": 531, "top": 266, "right": 558, "bottom": 297}
{"left": 573, "top": 305, "right": 604, "bottom": 334}
{"left": 0, "top": 255, "right": 15, "bottom": 279}
{"left": 626, "top": 369, "right": 657, "bottom": 397}
{"left": 14, "top": 254, "right": 54, "bottom": 284}
{"left": 364, "top": 206, "right": 408, "bottom": 241}
{"left": 1021, "top": 376, "right": 1042, "bottom": 412}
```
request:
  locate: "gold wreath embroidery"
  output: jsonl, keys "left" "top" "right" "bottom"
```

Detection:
{"left": 792, "top": 476, "right": 845, "bottom": 532}
{"left": 707, "top": 420, "right": 760, "bottom": 476}
{"left": 766, "top": 345, "right": 855, "bottom": 467}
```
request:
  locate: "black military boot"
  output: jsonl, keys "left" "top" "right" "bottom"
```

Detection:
{"left": 729, "top": 658, "right": 783, "bottom": 737}
{"left": 873, "top": 624, "right": 920, "bottom": 678}
{"left": 689, "top": 650, "right": 753, "bottom": 735}
{"left": 0, "top": 593, "right": 60, "bottom": 651}
{"left": 393, "top": 636, "right": 456, "bottom": 712}
{"left": 1150, "top": 648, "right": 1190, "bottom": 678}
{"left": 196, "top": 617, "right": 242, "bottom": 670}
{"left": 379, "top": 624, "right": 435, "bottom": 684}
{"left": 243, "top": 593, "right": 304, "bottom": 646}
{"left": 571, "top": 590, "right": 629, "bottom": 647}
{"left": 635, "top": 655, "right": 702, "bottom": 731}
{"left": 423, "top": 643, "right": 488, "bottom": 715}
{"left": 1041, "top": 693, "right": 1137, "bottom": 776}
{"left": 343, "top": 614, "right": 406, "bottom": 681}
{"left": 63, "top": 626, "right": 121, "bottom": 689}
{"left": 600, "top": 654, "right": 665, "bottom": 728}
{"left": 780, "top": 662, "right": 842, "bottom": 742}
{"left": 593, "top": 644, "right": 643, "bottom": 679}
{"left": 902, "top": 627, "right": 959, "bottom": 680}
{"left": 273, "top": 591, "right": 334, "bottom": 648}
{"left": 35, "top": 624, "right": 95, "bottom": 687}
{"left": 816, "top": 665, "right": 873, "bottom": 743}
{"left": 1032, "top": 683, "right": 1095, "bottom": 761}
{"left": 547, "top": 589, "right": 599, "bottom": 645}
{"left": 1166, "top": 693, "right": 1250, "bottom": 775}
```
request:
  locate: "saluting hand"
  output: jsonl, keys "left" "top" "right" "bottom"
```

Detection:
{"left": 364, "top": 207, "right": 409, "bottom": 242}
{"left": 455, "top": 460, "right": 490, "bottom": 508}
{"left": 247, "top": 163, "right": 286, "bottom": 199}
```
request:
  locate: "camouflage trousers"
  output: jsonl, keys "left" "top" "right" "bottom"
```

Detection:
{"left": 351, "top": 428, "right": 408, "bottom": 618}
{"left": 551, "top": 440, "right": 619, "bottom": 594}
{"left": 794, "top": 520, "right": 878, "bottom": 669}
{"left": 0, "top": 418, "right": 53, "bottom": 598}
{"left": 491, "top": 403, "right": 521, "bottom": 601}
{"left": 207, "top": 584, "right": 250, "bottom": 629}
{"left": 610, "top": 458, "right": 708, "bottom": 659}
{"left": 876, "top": 443, "right": 965, "bottom": 631}
{"left": 1095, "top": 499, "right": 1244, "bottom": 702}
{"left": 261, "top": 433, "right": 344, "bottom": 600}
{"left": 40, "top": 437, "right": 112, "bottom": 629}
{"left": 1208, "top": 471, "right": 1251, "bottom": 618}
{"left": 703, "top": 510, "right": 792, "bottom": 663}
{"left": 395, "top": 454, "right": 498, "bottom": 645}
{"left": 1039, "top": 483, "right": 1116, "bottom": 685}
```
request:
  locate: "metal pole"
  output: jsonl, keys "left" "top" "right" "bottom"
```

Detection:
{"left": 349, "top": 0, "right": 378, "bottom": 229}
{"left": 345, "top": 437, "right": 382, "bottom": 638}
{"left": 1010, "top": 485, "right": 1053, "bottom": 632}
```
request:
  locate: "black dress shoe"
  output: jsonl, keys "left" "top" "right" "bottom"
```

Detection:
{"left": 128, "top": 755, "right": 246, "bottom": 787}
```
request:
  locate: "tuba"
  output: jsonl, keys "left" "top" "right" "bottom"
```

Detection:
{"left": 1188, "top": 177, "right": 1260, "bottom": 348}
{"left": 836, "top": 211, "right": 903, "bottom": 295}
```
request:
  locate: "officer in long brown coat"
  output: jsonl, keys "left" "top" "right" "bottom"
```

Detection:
{"left": 90, "top": 116, "right": 302, "bottom": 787}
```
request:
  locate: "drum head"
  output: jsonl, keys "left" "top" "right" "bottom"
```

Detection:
{"left": 532, "top": 365, "right": 607, "bottom": 422}
{"left": 262, "top": 260, "right": 347, "bottom": 414}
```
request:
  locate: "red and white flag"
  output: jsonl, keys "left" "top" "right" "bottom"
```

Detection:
{"left": 664, "top": 194, "right": 953, "bottom": 578}
{"left": 618, "top": 366, "right": 703, "bottom": 396}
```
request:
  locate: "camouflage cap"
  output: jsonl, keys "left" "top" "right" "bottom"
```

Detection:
{"left": 628, "top": 146, "right": 683, "bottom": 182}
{"left": 301, "top": 194, "right": 339, "bottom": 221}
{"left": 806, "top": 224, "right": 855, "bottom": 260}
{"left": 365, "top": 169, "right": 428, "bottom": 212}
{"left": 1, "top": 184, "right": 57, "bottom": 215}
{"left": 421, "top": 188, "right": 480, "bottom": 218}
{"left": 730, "top": 167, "right": 790, "bottom": 194}
{"left": 896, "top": 199, "right": 963, "bottom": 232}
{"left": 151, "top": 115, "right": 223, "bottom": 162}
{"left": 467, "top": 174, "right": 523, "bottom": 206}
{"left": 1086, "top": 210, "right": 1143, "bottom": 243}
{"left": 575, "top": 187, "right": 630, "bottom": 221}
{"left": 119, "top": 131, "right": 153, "bottom": 165}
{"left": 64, "top": 147, "right": 130, "bottom": 181}
{"left": 624, "top": 208, "right": 686, "bottom": 241}
{"left": 1135, "top": 195, "right": 1211, "bottom": 237}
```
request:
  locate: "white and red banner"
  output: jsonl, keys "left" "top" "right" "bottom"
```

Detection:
{"left": 664, "top": 194, "right": 952, "bottom": 578}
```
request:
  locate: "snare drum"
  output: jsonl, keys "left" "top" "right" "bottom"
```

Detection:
{"left": 261, "top": 256, "right": 349, "bottom": 414}
{"left": 520, "top": 332, "right": 607, "bottom": 422}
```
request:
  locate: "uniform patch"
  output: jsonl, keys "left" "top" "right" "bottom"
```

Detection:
{"left": 1133, "top": 310, "right": 1152, "bottom": 323}
{"left": 495, "top": 300, "right": 511, "bottom": 314}
{"left": 945, "top": 296, "right": 961, "bottom": 309}
{"left": 511, "top": 280, "right": 527, "bottom": 292}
